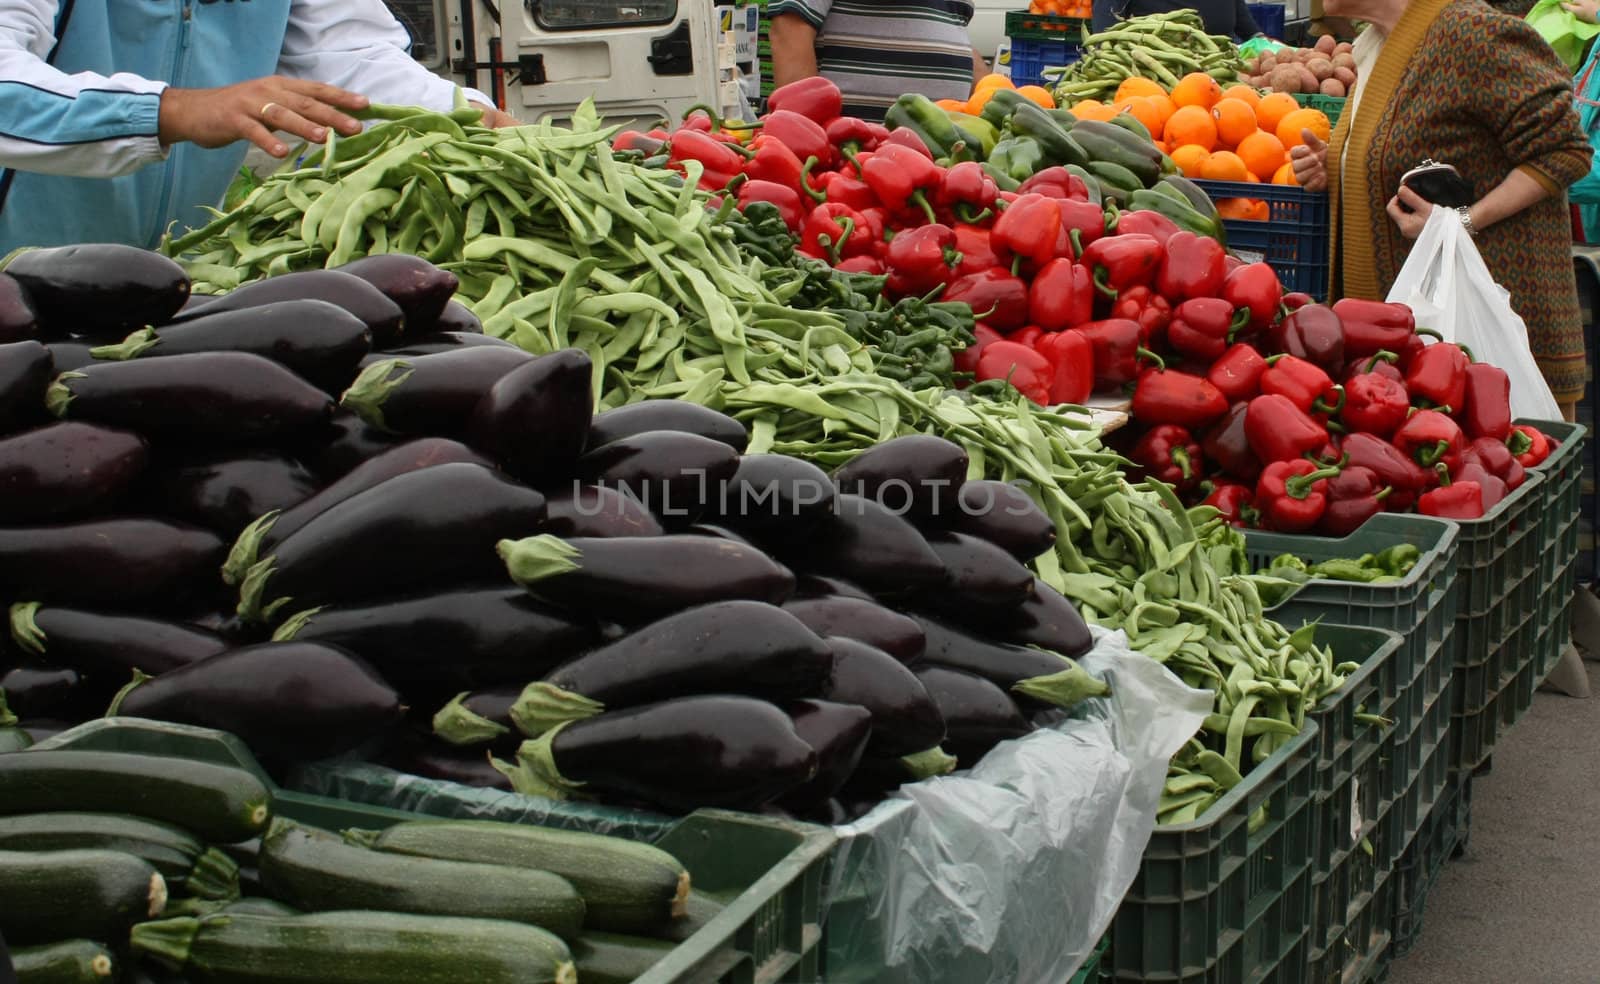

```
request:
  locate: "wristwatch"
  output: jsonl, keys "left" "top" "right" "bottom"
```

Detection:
{"left": 1456, "top": 206, "right": 1477, "bottom": 238}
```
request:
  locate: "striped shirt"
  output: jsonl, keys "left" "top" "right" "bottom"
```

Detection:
{"left": 767, "top": 0, "right": 976, "bottom": 121}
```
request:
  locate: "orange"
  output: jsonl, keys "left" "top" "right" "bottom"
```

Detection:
{"left": 1211, "top": 98, "right": 1257, "bottom": 149}
{"left": 1276, "top": 108, "right": 1332, "bottom": 149}
{"left": 1146, "top": 93, "right": 1178, "bottom": 131}
{"left": 1016, "top": 84, "right": 1056, "bottom": 109}
{"left": 1245, "top": 172, "right": 1261, "bottom": 182}
{"left": 937, "top": 98, "right": 969, "bottom": 113}
{"left": 1272, "top": 161, "right": 1300, "bottom": 185}
{"left": 973, "top": 73, "right": 1014, "bottom": 94}
{"left": 1153, "top": 140, "right": 1170, "bottom": 154}
{"left": 1113, "top": 97, "right": 1164, "bottom": 139}
{"left": 1236, "top": 130, "right": 1287, "bottom": 181}
{"left": 1255, "top": 92, "right": 1300, "bottom": 136}
{"left": 1070, "top": 99, "right": 1117, "bottom": 121}
{"left": 1115, "top": 76, "right": 1167, "bottom": 102}
{"left": 1170, "top": 144, "right": 1211, "bottom": 178}
{"left": 1199, "top": 150, "right": 1250, "bottom": 182}
{"left": 1217, "top": 197, "right": 1270, "bottom": 221}
{"left": 1221, "top": 84, "right": 1262, "bottom": 108}
{"left": 1163, "top": 104, "right": 1218, "bottom": 151}
{"left": 1170, "top": 72, "right": 1223, "bottom": 109}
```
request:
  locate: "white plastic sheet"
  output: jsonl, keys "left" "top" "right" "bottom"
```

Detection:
{"left": 1386, "top": 206, "right": 1563, "bottom": 420}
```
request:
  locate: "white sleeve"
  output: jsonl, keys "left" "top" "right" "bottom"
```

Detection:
{"left": 278, "top": 0, "right": 493, "bottom": 113}
{"left": 0, "top": 0, "right": 169, "bottom": 178}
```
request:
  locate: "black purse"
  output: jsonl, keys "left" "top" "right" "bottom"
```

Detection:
{"left": 1398, "top": 158, "right": 1475, "bottom": 209}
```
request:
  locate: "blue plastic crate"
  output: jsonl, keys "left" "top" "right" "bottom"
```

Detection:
{"left": 1193, "top": 179, "right": 1331, "bottom": 299}
{"left": 1008, "top": 36, "right": 1082, "bottom": 88}
{"left": 1249, "top": 2, "right": 1287, "bottom": 38}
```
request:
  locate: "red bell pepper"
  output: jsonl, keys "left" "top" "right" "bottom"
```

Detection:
{"left": 1110, "top": 286, "right": 1172, "bottom": 346}
{"left": 737, "top": 179, "right": 806, "bottom": 233}
{"left": 1010, "top": 325, "right": 1044, "bottom": 348}
{"left": 1392, "top": 409, "right": 1466, "bottom": 471}
{"left": 1317, "top": 466, "right": 1391, "bottom": 537}
{"left": 882, "top": 128, "right": 934, "bottom": 159}
{"left": 1332, "top": 299, "right": 1415, "bottom": 359}
{"left": 1282, "top": 292, "right": 1314, "bottom": 312}
{"left": 1418, "top": 463, "right": 1485, "bottom": 519}
{"left": 1207, "top": 343, "right": 1268, "bottom": 403}
{"left": 1342, "top": 368, "right": 1410, "bottom": 439}
{"left": 1019, "top": 167, "right": 1090, "bottom": 201}
{"left": 825, "top": 116, "right": 883, "bottom": 156}
{"left": 1030, "top": 258, "right": 1094, "bottom": 332}
{"left": 1201, "top": 479, "right": 1257, "bottom": 527}
{"left": 1508, "top": 424, "right": 1552, "bottom": 467}
{"left": 1073, "top": 319, "right": 1155, "bottom": 389}
{"left": 1155, "top": 231, "right": 1228, "bottom": 302}
{"left": 1220, "top": 262, "right": 1283, "bottom": 336}
{"left": 1082, "top": 234, "right": 1164, "bottom": 298}
{"left": 1109, "top": 209, "right": 1182, "bottom": 246}
{"left": 1455, "top": 461, "right": 1508, "bottom": 510}
{"left": 936, "top": 162, "right": 1000, "bottom": 225}
{"left": 765, "top": 77, "right": 843, "bottom": 124}
{"left": 1460, "top": 363, "right": 1513, "bottom": 440}
{"left": 758, "top": 110, "right": 833, "bottom": 170}
{"left": 945, "top": 269, "right": 1030, "bottom": 331}
{"left": 860, "top": 144, "right": 943, "bottom": 224}
{"left": 1469, "top": 436, "right": 1524, "bottom": 488}
{"left": 1342, "top": 351, "right": 1404, "bottom": 385}
{"left": 953, "top": 324, "right": 1004, "bottom": 380}
{"left": 1131, "top": 424, "right": 1204, "bottom": 491}
{"left": 857, "top": 207, "right": 891, "bottom": 256}
{"left": 744, "top": 135, "right": 806, "bottom": 192}
{"left": 835, "top": 255, "right": 885, "bottom": 275}
{"left": 976, "top": 340, "right": 1052, "bottom": 404}
{"left": 1340, "top": 432, "right": 1429, "bottom": 511}
{"left": 667, "top": 129, "right": 750, "bottom": 184}
{"left": 1203, "top": 402, "right": 1262, "bottom": 482}
{"left": 681, "top": 108, "right": 715, "bottom": 132}
{"left": 1131, "top": 361, "right": 1230, "bottom": 429}
{"left": 613, "top": 130, "right": 666, "bottom": 155}
{"left": 1269, "top": 303, "right": 1345, "bottom": 375}
{"left": 884, "top": 223, "right": 961, "bottom": 299}
{"left": 1260, "top": 355, "right": 1345, "bottom": 417}
{"left": 953, "top": 224, "right": 1002, "bottom": 277}
{"left": 1168, "top": 297, "right": 1248, "bottom": 363}
{"left": 806, "top": 167, "right": 878, "bottom": 210}
{"left": 799, "top": 202, "right": 873, "bottom": 262}
{"left": 1404, "top": 342, "right": 1469, "bottom": 411}
{"left": 1256, "top": 458, "right": 1343, "bottom": 532}
{"left": 1055, "top": 199, "right": 1108, "bottom": 257}
{"left": 992, "top": 194, "right": 1062, "bottom": 269}
{"left": 1034, "top": 329, "right": 1094, "bottom": 404}
{"left": 1244, "top": 393, "right": 1332, "bottom": 463}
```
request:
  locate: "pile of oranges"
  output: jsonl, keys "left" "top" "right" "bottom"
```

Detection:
{"left": 941, "top": 73, "right": 1058, "bottom": 117}
{"left": 1026, "top": 0, "right": 1093, "bottom": 20}
{"left": 1067, "top": 74, "right": 1332, "bottom": 220}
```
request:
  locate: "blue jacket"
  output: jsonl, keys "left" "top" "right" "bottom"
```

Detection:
{"left": 0, "top": 0, "right": 486, "bottom": 253}
{"left": 1571, "top": 39, "right": 1600, "bottom": 240}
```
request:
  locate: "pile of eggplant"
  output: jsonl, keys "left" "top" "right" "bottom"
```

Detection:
{"left": 0, "top": 247, "right": 1107, "bottom": 823}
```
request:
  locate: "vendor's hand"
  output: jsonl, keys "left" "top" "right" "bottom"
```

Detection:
{"left": 1563, "top": 0, "right": 1599, "bottom": 23}
{"left": 1386, "top": 185, "right": 1434, "bottom": 239}
{"left": 1288, "top": 130, "right": 1327, "bottom": 191}
{"left": 470, "top": 101, "right": 521, "bottom": 129}
{"left": 159, "top": 77, "right": 368, "bottom": 158}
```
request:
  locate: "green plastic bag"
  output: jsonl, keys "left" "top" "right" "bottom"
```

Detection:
{"left": 1239, "top": 36, "right": 1290, "bottom": 57}
{"left": 1526, "top": 0, "right": 1600, "bottom": 70}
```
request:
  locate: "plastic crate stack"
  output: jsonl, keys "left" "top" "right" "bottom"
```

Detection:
{"left": 1192, "top": 180, "right": 1331, "bottom": 300}
{"left": 1004, "top": 11, "right": 1088, "bottom": 89}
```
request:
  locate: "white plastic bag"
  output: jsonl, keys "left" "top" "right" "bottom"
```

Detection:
{"left": 1385, "top": 206, "right": 1563, "bottom": 420}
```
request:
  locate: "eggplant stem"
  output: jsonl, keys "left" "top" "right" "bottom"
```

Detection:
{"left": 45, "top": 372, "right": 84, "bottom": 418}
{"left": 337, "top": 358, "right": 413, "bottom": 432}
{"left": 269, "top": 606, "right": 322, "bottom": 643}
{"left": 234, "top": 556, "right": 281, "bottom": 624}
{"left": 498, "top": 535, "right": 582, "bottom": 586}
{"left": 89, "top": 327, "right": 161, "bottom": 361}
{"left": 1011, "top": 661, "right": 1110, "bottom": 708}
{"left": 0, "top": 688, "right": 13, "bottom": 729}
{"left": 432, "top": 692, "right": 512, "bottom": 746}
{"left": 491, "top": 730, "right": 584, "bottom": 801}
{"left": 130, "top": 916, "right": 206, "bottom": 970}
{"left": 9, "top": 601, "right": 45, "bottom": 656}
{"left": 901, "top": 746, "right": 959, "bottom": 779}
{"left": 510, "top": 682, "right": 604, "bottom": 737}
{"left": 222, "top": 511, "right": 281, "bottom": 587}
{"left": 105, "top": 668, "right": 155, "bottom": 718}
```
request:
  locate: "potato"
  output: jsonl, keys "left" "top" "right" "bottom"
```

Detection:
{"left": 1298, "top": 65, "right": 1321, "bottom": 91}
{"left": 1259, "top": 54, "right": 1278, "bottom": 72}
{"left": 1321, "top": 78, "right": 1347, "bottom": 97}
{"left": 1315, "top": 33, "right": 1338, "bottom": 54}
{"left": 1271, "top": 64, "right": 1305, "bottom": 93}
{"left": 1333, "top": 66, "right": 1357, "bottom": 87}
{"left": 1332, "top": 52, "right": 1357, "bottom": 71}
{"left": 1335, "top": 41, "right": 1354, "bottom": 54}
{"left": 1308, "top": 58, "right": 1335, "bottom": 82}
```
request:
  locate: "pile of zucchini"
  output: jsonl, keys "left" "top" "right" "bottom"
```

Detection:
{"left": 0, "top": 744, "right": 701, "bottom": 983}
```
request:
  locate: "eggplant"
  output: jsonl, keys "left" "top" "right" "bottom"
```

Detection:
{"left": 172, "top": 270, "right": 403, "bottom": 345}
{"left": 587, "top": 400, "right": 748, "bottom": 453}
{"left": 780, "top": 495, "right": 945, "bottom": 597}
{"left": 831, "top": 435, "right": 968, "bottom": 517}
{"left": 982, "top": 578, "right": 1094, "bottom": 659}
{"left": 9, "top": 603, "right": 230, "bottom": 691}
{"left": 44, "top": 340, "right": 96, "bottom": 373}
{"left": 4, "top": 244, "right": 189, "bottom": 338}
{"left": 49, "top": 353, "right": 335, "bottom": 444}
{"left": 89, "top": 300, "right": 372, "bottom": 392}
{"left": 0, "top": 340, "right": 52, "bottom": 435}
{"left": 238, "top": 463, "right": 546, "bottom": 622}
{"left": 223, "top": 436, "right": 495, "bottom": 585}
{"left": 514, "top": 601, "right": 833, "bottom": 735}
{"left": 434, "top": 299, "right": 484, "bottom": 334}
{"left": 912, "top": 665, "right": 1034, "bottom": 767}
{"left": 380, "top": 732, "right": 513, "bottom": 790}
{"left": 272, "top": 587, "right": 596, "bottom": 698}
{"left": 781, "top": 596, "right": 925, "bottom": 662}
{"left": 341, "top": 347, "right": 532, "bottom": 436}
{"left": 141, "top": 450, "right": 318, "bottom": 538}
{"left": 384, "top": 332, "right": 518, "bottom": 356}
{"left": 184, "top": 611, "right": 266, "bottom": 645}
{"left": 294, "top": 411, "right": 405, "bottom": 480}
{"left": 0, "top": 665, "right": 91, "bottom": 719}
{"left": 943, "top": 480, "right": 1057, "bottom": 562}
{"left": 776, "top": 699, "right": 874, "bottom": 814}
{"left": 708, "top": 454, "right": 835, "bottom": 537}
{"left": 0, "top": 422, "right": 147, "bottom": 522}
{"left": 0, "top": 273, "right": 37, "bottom": 343}
{"left": 499, "top": 534, "right": 795, "bottom": 623}
{"left": 110, "top": 641, "right": 402, "bottom": 762}
{"left": 909, "top": 614, "right": 1108, "bottom": 710}
{"left": 544, "top": 485, "right": 663, "bottom": 539}
{"left": 502, "top": 695, "right": 817, "bottom": 812}
{"left": 332, "top": 254, "right": 459, "bottom": 334}
{"left": 820, "top": 637, "right": 945, "bottom": 759}
{"left": 792, "top": 575, "right": 875, "bottom": 602}
{"left": 919, "top": 531, "right": 1036, "bottom": 610}
{"left": 577, "top": 430, "right": 739, "bottom": 525}
{"left": 467, "top": 348, "right": 593, "bottom": 484}
{"left": 685, "top": 523, "right": 756, "bottom": 546}
{"left": 0, "top": 519, "right": 224, "bottom": 608}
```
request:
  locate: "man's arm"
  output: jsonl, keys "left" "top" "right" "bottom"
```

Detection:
{"left": 972, "top": 47, "right": 988, "bottom": 81}
{"left": 768, "top": 11, "right": 820, "bottom": 88}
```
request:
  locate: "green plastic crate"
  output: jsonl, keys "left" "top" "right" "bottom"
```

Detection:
{"left": 1521, "top": 418, "right": 1585, "bottom": 569}
{"left": 1291, "top": 93, "right": 1345, "bottom": 129}
{"left": 1381, "top": 653, "right": 1452, "bottom": 863}
{"left": 32, "top": 718, "right": 836, "bottom": 984}
{"left": 1390, "top": 769, "right": 1472, "bottom": 957}
{"left": 1300, "top": 627, "right": 1404, "bottom": 853}
{"left": 1306, "top": 870, "right": 1393, "bottom": 984}
{"left": 1004, "top": 10, "right": 1090, "bottom": 41}
{"left": 1108, "top": 722, "right": 1319, "bottom": 984}
{"left": 1069, "top": 934, "right": 1109, "bottom": 984}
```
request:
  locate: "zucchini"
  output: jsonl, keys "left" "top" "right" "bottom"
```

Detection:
{"left": 0, "top": 848, "right": 167, "bottom": 945}
{"left": 0, "top": 813, "right": 239, "bottom": 899}
{"left": 0, "top": 751, "right": 271, "bottom": 844}
{"left": 132, "top": 911, "right": 576, "bottom": 984}
{"left": 0, "top": 727, "right": 31, "bottom": 752}
{"left": 259, "top": 819, "right": 585, "bottom": 939}
{"left": 11, "top": 940, "right": 117, "bottom": 984}
{"left": 570, "top": 932, "right": 675, "bottom": 984}
{"left": 344, "top": 819, "right": 689, "bottom": 933}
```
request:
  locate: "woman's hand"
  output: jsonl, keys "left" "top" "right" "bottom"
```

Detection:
{"left": 1289, "top": 130, "right": 1328, "bottom": 191}
{"left": 470, "top": 102, "right": 521, "bottom": 129}
{"left": 1562, "top": 0, "right": 1599, "bottom": 24}
{"left": 159, "top": 77, "right": 368, "bottom": 158}
{"left": 1385, "top": 185, "right": 1434, "bottom": 239}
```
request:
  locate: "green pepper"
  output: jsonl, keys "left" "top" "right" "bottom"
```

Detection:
{"left": 1005, "top": 103, "right": 1089, "bottom": 169}
{"left": 1307, "top": 558, "right": 1387, "bottom": 583}
{"left": 944, "top": 111, "right": 999, "bottom": 158}
{"left": 884, "top": 93, "right": 969, "bottom": 160}
{"left": 1005, "top": 138, "right": 1047, "bottom": 184}
{"left": 1127, "top": 189, "right": 1225, "bottom": 241}
{"left": 1373, "top": 543, "right": 1421, "bottom": 576}
{"left": 980, "top": 89, "right": 1034, "bottom": 131}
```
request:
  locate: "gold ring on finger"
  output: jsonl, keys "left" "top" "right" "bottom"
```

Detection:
{"left": 260, "top": 102, "right": 279, "bottom": 120}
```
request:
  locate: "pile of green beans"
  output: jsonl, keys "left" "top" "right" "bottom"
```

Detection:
{"left": 1051, "top": 10, "right": 1245, "bottom": 103}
